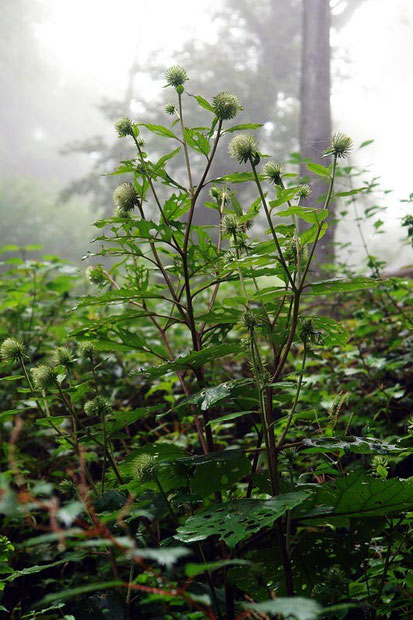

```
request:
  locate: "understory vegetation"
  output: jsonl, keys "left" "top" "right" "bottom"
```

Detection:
{"left": 0, "top": 68, "right": 412, "bottom": 620}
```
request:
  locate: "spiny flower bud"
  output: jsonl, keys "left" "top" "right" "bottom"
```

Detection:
{"left": 263, "top": 161, "right": 285, "bottom": 186}
{"left": 59, "top": 479, "right": 78, "bottom": 498}
{"left": 131, "top": 454, "right": 158, "bottom": 483}
{"left": 52, "top": 347, "right": 74, "bottom": 367}
{"left": 31, "top": 365, "right": 56, "bottom": 390}
{"left": 229, "top": 133, "right": 258, "bottom": 164}
{"left": 243, "top": 310, "right": 259, "bottom": 330}
{"left": 165, "top": 103, "right": 176, "bottom": 115}
{"left": 324, "top": 132, "right": 353, "bottom": 159}
{"left": 113, "top": 183, "right": 139, "bottom": 213}
{"left": 85, "top": 264, "right": 106, "bottom": 286}
{"left": 222, "top": 214, "right": 239, "bottom": 236}
{"left": 212, "top": 91, "right": 241, "bottom": 120}
{"left": 84, "top": 396, "right": 112, "bottom": 417}
{"left": 1, "top": 338, "right": 25, "bottom": 363}
{"left": 297, "top": 184, "right": 311, "bottom": 200}
{"left": 165, "top": 65, "right": 188, "bottom": 88}
{"left": 371, "top": 455, "right": 389, "bottom": 479}
{"left": 115, "top": 117, "right": 134, "bottom": 138}
{"left": 78, "top": 341, "right": 95, "bottom": 359}
{"left": 114, "top": 205, "right": 132, "bottom": 219}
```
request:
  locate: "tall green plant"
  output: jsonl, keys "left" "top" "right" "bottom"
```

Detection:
{"left": 1, "top": 67, "right": 412, "bottom": 619}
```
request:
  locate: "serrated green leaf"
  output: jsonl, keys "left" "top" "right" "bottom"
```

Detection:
{"left": 302, "top": 436, "right": 411, "bottom": 455}
{"left": 305, "top": 277, "right": 378, "bottom": 296}
{"left": 276, "top": 206, "right": 328, "bottom": 224}
{"left": 298, "top": 470, "right": 413, "bottom": 523}
{"left": 176, "top": 492, "right": 309, "bottom": 548}
{"left": 139, "top": 343, "right": 245, "bottom": 378}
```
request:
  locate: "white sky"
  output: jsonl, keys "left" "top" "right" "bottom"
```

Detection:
{"left": 35, "top": 0, "right": 412, "bottom": 268}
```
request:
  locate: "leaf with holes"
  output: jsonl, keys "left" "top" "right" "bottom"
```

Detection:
{"left": 302, "top": 436, "right": 412, "bottom": 456}
{"left": 175, "top": 492, "right": 310, "bottom": 548}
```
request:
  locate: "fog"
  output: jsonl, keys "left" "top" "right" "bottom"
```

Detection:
{"left": 1, "top": 0, "right": 412, "bottom": 269}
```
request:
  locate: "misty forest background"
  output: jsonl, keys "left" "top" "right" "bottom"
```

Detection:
{"left": 1, "top": 0, "right": 412, "bottom": 273}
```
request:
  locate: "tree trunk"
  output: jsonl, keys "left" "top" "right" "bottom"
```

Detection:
{"left": 300, "top": 0, "right": 332, "bottom": 273}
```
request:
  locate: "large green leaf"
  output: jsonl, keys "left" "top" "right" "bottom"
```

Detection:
{"left": 302, "top": 436, "right": 412, "bottom": 456}
{"left": 275, "top": 206, "right": 328, "bottom": 224}
{"left": 178, "top": 449, "right": 251, "bottom": 496}
{"left": 304, "top": 277, "right": 378, "bottom": 296}
{"left": 139, "top": 343, "right": 245, "bottom": 377}
{"left": 107, "top": 406, "right": 162, "bottom": 435}
{"left": 297, "top": 470, "right": 413, "bottom": 525}
{"left": 303, "top": 315, "right": 349, "bottom": 347}
{"left": 244, "top": 597, "right": 322, "bottom": 620}
{"left": 176, "top": 492, "right": 309, "bottom": 548}
{"left": 138, "top": 123, "right": 177, "bottom": 138}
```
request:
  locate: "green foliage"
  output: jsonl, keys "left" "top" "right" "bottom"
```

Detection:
{"left": 0, "top": 68, "right": 412, "bottom": 619}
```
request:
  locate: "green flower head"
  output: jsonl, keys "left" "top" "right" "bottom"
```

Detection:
{"left": 228, "top": 133, "right": 258, "bottom": 164}
{"left": 222, "top": 214, "right": 239, "bottom": 237}
{"left": 263, "top": 161, "right": 285, "bottom": 186}
{"left": 114, "top": 205, "right": 132, "bottom": 219}
{"left": 165, "top": 65, "right": 188, "bottom": 88}
{"left": 78, "top": 341, "right": 95, "bottom": 359}
{"left": 243, "top": 310, "right": 259, "bottom": 330}
{"left": 52, "top": 347, "right": 74, "bottom": 367}
{"left": 324, "top": 132, "right": 353, "bottom": 159}
{"left": 213, "top": 91, "right": 241, "bottom": 120}
{"left": 131, "top": 454, "right": 158, "bottom": 483}
{"left": 297, "top": 184, "right": 311, "bottom": 200}
{"left": 1, "top": 338, "right": 25, "bottom": 363}
{"left": 115, "top": 117, "right": 134, "bottom": 138}
{"left": 31, "top": 365, "right": 56, "bottom": 390}
{"left": 84, "top": 396, "right": 112, "bottom": 417}
{"left": 113, "top": 183, "right": 139, "bottom": 213}
{"left": 85, "top": 264, "right": 106, "bottom": 286}
{"left": 165, "top": 103, "right": 176, "bottom": 115}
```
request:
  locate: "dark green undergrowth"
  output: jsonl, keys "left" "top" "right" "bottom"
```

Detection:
{"left": 0, "top": 68, "right": 412, "bottom": 620}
